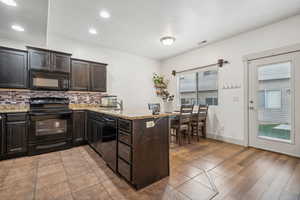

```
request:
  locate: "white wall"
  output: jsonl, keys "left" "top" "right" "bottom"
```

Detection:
{"left": 0, "top": 35, "right": 160, "bottom": 110}
{"left": 47, "top": 35, "right": 160, "bottom": 110}
{"left": 160, "top": 14, "right": 300, "bottom": 145}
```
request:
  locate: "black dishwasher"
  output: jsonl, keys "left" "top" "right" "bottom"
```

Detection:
{"left": 101, "top": 115, "right": 117, "bottom": 172}
{"left": 88, "top": 112, "right": 117, "bottom": 172}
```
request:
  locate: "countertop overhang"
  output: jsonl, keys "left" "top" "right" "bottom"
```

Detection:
{"left": 0, "top": 106, "right": 178, "bottom": 120}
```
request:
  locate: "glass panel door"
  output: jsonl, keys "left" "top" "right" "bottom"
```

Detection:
{"left": 248, "top": 51, "right": 300, "bottom": 157}
{"left": 257, "top": 62, "right": 291, "bottom": 142}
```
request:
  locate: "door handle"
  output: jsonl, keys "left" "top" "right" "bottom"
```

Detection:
{"left": 249, "top": 106, "right": 255, "bottom": 110}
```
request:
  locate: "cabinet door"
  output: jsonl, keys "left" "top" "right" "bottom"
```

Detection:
{"left": 87, "top": 117, "right": 103, "bottom": 154}
{"left": 0, "top": 48, "right": 28, "bottom": 88}
{"left": 71, "top": 60, "right": 90, "bottom": 91}
{"left": 0, "top": 115, "right": 4, "bottom": 157}
{"left": 90, "top": 63, "right": 107, "bottom": 92}
{"left": 73, "top": 111, "right": 86, "bottom": 145}
{"left": 52, "top": 53, "right": 71, "bottom": 73}
{"left": 28, "top": 49, "right": 51, "bottom": 71}
{"left": 6, "top": 121, "right": 28, "bottom": 156}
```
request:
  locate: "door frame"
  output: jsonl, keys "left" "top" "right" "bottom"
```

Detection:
{"left": 243, "top": 43, "right": 300, "bottom": 157}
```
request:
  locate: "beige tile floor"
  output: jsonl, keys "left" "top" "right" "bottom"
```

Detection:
{"left": 0, "top": 138, "right": 299, "bottom": 200}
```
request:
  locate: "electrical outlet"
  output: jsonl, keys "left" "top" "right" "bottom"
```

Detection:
{"left": 146, "top": 121, "right": 155, "bottom": 128}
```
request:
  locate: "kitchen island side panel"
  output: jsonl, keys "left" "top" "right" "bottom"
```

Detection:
{"left": 132, "top": 116, "right": 170, "bottom": 189}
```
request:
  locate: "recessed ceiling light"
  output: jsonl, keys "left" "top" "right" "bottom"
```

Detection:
{"left": 89, "top": 28, "right": 97, "bottom": 35}
{"left": 198, "top": 40, "right": 207, "bottom": 46}
{"left": 11, "top": 24, "right": 24, "bottom": 32}
{"left": 100, "top": 10, "right": 110, "bottom": 19}
{"left": 160, "top": 36, "right": 176, "bottom": 46}
{"left": 0, "top": 0, "right": 17, "bottom": 6}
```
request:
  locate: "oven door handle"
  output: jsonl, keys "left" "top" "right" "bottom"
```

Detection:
{"left": 30, "top": 111, "right": 72, "bottom": 116}
{"left": 102, "top": 117, "right": 115, "bottom": 122}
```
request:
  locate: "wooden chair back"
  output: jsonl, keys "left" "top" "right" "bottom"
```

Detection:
{"left": 197, "top": 105, "right": 208, "bottom": 120}
{"left": 179, "top": 104, "right": 194, "bottom": 125}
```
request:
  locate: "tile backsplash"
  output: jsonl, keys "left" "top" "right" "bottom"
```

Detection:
{"left": 0, "top": 90, "right": 102, "bottom": 105}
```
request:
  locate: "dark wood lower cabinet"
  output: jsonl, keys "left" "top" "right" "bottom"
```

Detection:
{"left": 6, "top": 120, "right": 28, "bottom": 157}
{"left": 0, "top": 115, "right": 4, "bottom": 159}
{"left": 72, "top": 111, "right": 86, "bottom": 146}
{"left": 117, "top": 117, "right": 170, "bottom": 189}
{"left": 0, "top": 110, "right": 170, "bottom": 190}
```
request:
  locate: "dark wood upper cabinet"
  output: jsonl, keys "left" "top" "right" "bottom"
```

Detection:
{"left": 52, "top": 53, "right": 71, "bottom": 73}
{"left": 27, "top": 46, "right": 71, "bottom": 73}
{"left": 28, "top": 48, "right": 51, "bottom": 71}
{"left": 71, "top": 58, "right": 107, "bottom": 92}
{"left": 0, "top": 47, "right": 28, "bottom": 89}
{"left": 90, "top": 63, "right": 107, "bottom": 92}
{"left": 71, "top": 59, "right": 90, "bottom": 91}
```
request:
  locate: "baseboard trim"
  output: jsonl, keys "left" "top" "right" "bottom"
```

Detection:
{"left": 207, "top": 133, "right": 246, "bottom": 146}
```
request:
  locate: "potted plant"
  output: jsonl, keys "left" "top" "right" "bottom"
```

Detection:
{"left": 152, "top": 73, "right": 174, "bottom": 112}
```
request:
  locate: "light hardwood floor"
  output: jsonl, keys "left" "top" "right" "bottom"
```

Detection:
{"left": 0, "top": 139, "right": 299, "bottom": 200}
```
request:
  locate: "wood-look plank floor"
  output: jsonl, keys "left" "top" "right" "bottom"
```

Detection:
{"left": 0, "top": 138, "right": 299, "bottom": 200}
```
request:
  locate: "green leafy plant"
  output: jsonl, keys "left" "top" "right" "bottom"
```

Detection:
{"left": 152, "top": 73, "right": 174, "bottom": 102}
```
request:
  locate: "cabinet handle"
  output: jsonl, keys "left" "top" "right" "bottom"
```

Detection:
{"left": 36, "top": 142, "right": 66, "bottom": 150}
{"left": 103, "top": 117, "right": 115, "bottom": 122}
{"left": 10, "top": 147, "right": 22, "bottom": 152}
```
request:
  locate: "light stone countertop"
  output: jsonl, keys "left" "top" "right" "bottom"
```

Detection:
{"left": 72, "top": 107, "right": 178, "bottom": 120}
{"left": 0, "top": 104, "right": 178, "bottom": 120}
{"left": 0, "top": 105, "right": 29, "bottom": 113}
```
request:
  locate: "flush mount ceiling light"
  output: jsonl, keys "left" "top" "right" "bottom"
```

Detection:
{"left": 11, "top": 24, "right": 24, "bottom": 32}
{"left": 160, "top": 36, "right": 176, "bottom": 46}
{"left": 100, "top": 10, "right": 111, "bottom": 19}
{"left": 89, "top": 28, "right": 97, "bottom": 35}
{"left": 0, "top": 0, "right": 17, "bottom": 6}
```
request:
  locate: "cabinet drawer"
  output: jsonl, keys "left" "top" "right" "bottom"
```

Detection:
{"left": 6, "top": 113, "right": 27, "bottom": 122}
{"left": 118, "top": 119, "right": 132, "bottom": 133}
{"left": 118, "top": 131, "right": 131, "bottom": 145}
{"left": 118, "top": 158, "right": 131, "bottom": 182}
{"left": 118, "top": 142, "right": 131, "bottom": 163}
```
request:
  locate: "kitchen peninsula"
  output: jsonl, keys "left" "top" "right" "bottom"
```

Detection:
{"left": 73, "top": 107, "right": 171, "bottom": 189}
{"left": 0, "top": 104, "right": 171, "bottom": 190}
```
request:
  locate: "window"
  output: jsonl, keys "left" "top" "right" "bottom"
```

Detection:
{"left": 265, "top": 90, "right": 281, "bottom": 109}
{"left": 178, "top": 73, "right": 197, "bottom": 105}
{"left": 259, "top": 90, "right": 282, "bottom": 109}
{"left": 178, "top": 68, "right": 218, "bottom": 106}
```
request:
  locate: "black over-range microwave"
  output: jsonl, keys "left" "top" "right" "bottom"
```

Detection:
{"left": 30, "top": 70, "right": 69, "bottom": 91}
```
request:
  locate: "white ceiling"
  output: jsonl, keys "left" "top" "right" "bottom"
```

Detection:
{"left": 0, "top": 0, "right": 48, "bottom": 46}
{"left": 1, "top": 0, "right": 300, "bottom": 60}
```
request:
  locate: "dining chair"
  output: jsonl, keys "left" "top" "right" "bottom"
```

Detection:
{"left": 170, "top": 104, "right": 194, "bottom": 145}
{"left": 191, "top": 105, "right": 208, "bottom": 141}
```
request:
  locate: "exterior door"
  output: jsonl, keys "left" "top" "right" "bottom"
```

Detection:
{"left": 248, "top": 51, "right": 300, "bottom": 157}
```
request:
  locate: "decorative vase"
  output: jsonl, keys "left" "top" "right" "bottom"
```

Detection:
{"left": 163, "top": 101, "right": 173, "bottom": 113}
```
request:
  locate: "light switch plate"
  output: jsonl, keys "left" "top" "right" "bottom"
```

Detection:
{"left": 146, "top": 121, "right": 155, "bottom": 128}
